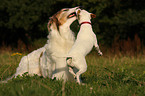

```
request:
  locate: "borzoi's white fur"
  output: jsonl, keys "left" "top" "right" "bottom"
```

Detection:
{"left": 41, "top": 7, "right": 79, "bottom": 81}
{"left": 1, "top": 7, "right": 79, "bottom": 83}
{"left": 66, "top": 9, "right": 102, "bottom": 84}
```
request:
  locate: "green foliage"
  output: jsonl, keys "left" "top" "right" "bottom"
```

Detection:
{"left": 0, "top": 0, "right": 55, "bottom": 46}
{"left": 0, "top": 0, "right": 145, "bottom": 47}
{"left": 0, "top": 0, "right": 54, "bottom": 30}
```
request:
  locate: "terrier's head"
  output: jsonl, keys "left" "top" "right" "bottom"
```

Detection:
{"left": 76, "top": 9, "right": 96, "bottom": 23}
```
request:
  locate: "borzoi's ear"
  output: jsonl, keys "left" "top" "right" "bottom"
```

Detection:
{"left": 47, "top": 17, "right": 53, "bottom": 32}
{"left": 91, "top": 14, "right": 96, "bottom": 18}
{"left": 53, "top": 16, "right": 61, "bottom": 31}
{"left": 47, "top": 15, "right": 61, "bottom": 32}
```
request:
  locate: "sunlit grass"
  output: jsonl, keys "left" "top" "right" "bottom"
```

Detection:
{"left": 0, "top": 52, "right": 25, "bottom": 79}
{"left": 0, "top": 51, "right": 144, "bottom": 96}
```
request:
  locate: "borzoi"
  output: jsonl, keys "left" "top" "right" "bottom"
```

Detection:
{"left": 66, "top": 9, "right": 103, "bottom": 84}
{"left": 1, "top": 7, "right": 79, "bottom": 83}
{"left": 41, "top": 7, "right": 79, "bottom": 81}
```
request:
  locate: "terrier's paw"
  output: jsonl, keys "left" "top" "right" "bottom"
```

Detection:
{"left": 98, "top": 51, "right": 103, "bottom": 56}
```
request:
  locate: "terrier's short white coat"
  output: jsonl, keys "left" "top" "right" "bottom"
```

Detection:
{"left": 66, "top": 9, "right": 102, "bottom": 84}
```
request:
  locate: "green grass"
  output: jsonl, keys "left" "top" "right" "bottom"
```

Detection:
{"left": 0, "top": 51, "right": 145, "bottom": 96}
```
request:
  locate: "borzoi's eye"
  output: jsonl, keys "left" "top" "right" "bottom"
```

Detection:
{"left": 62, "top": 9, "right": 69, "bottom": 11}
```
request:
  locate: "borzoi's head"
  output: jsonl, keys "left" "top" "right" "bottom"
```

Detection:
{"left": 76, "top": 9, "right": 96, "bottom": 24}
{"left": 48, "top": 7, "right": 79, "bottom": 32}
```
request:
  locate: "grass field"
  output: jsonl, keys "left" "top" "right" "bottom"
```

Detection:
{"left": 0, "top": 51, "right": 145, "bottom": 96}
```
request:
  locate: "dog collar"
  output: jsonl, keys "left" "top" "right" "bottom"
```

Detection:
{"left": 80, "top": 22, "right": 91, "bottom": 26}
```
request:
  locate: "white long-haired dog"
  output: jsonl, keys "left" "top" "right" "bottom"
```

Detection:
{"left": 66, "top": 9, "right": 103, "bottom": 84}
{"left": 41, "top": 7, "right": 79, "bottom": 81}
{"left": 1, "top": 7, "right": 79, "bottom": 83}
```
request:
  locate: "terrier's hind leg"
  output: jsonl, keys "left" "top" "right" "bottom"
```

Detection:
{"left": 75, "top": 69, "right": 86, "bottom": 84}
{"left": 75, "top": 58, "right": 87, "bottom": 84}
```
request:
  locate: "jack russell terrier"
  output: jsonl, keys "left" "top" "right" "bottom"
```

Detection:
{"left": 66, "top": 9, "right": 103, "bottom": 84}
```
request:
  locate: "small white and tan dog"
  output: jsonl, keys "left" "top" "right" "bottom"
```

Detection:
{"left": 66, "top": 9, "right": 103, "bottom": 84}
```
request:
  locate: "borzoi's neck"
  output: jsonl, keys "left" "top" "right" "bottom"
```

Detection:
{"left": 59, "top": 24, "right": 74, "bottom": 40}
{"left": 47, "top": 23, "right": 75, "bottom": 54}
{"left": 59, "top": 24, "right": 71, "bottom": 34}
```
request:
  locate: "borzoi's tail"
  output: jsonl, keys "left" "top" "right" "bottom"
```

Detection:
{"left": 0, "top": 74, "right": 15, "bottom": 83}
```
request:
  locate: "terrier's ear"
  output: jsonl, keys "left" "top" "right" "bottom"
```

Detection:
{"left": 91, "top": 14, "right": 96, "bottom": 18}
{"left": 77, "top": 9, "right": 81, "bottom": 15}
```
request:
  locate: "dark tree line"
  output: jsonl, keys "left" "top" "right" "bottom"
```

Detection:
{"left": 0, "top": 0, "right": 145, "bottom": 49}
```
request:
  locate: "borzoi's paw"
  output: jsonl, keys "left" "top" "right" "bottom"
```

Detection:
{"left": 51, "top": 75, "right": 55, "bottom": 80}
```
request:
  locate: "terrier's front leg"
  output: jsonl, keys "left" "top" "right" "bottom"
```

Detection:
{"left": 66, "top": 57, "right": 76, "bottom": 78}
{"left": 68, "top": 67, "right": 76, "bottom": 78}
{"left": 96, "top": 48, "right": 103, "bottom": 56}
{"left": 94, "top": 37, "right": 103, "bottom": 56}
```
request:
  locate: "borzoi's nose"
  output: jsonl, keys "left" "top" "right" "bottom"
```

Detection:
{"left": 77, "top": 6, "right": 83, "bottom": 10}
